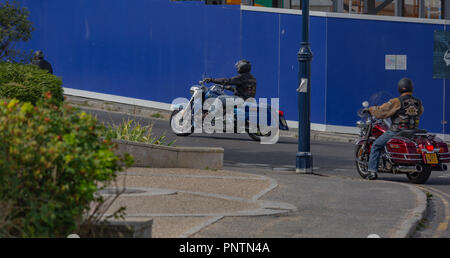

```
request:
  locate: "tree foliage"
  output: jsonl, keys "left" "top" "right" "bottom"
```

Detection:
{"left": 0, "top": 0, "right": 34, "bottom": 62}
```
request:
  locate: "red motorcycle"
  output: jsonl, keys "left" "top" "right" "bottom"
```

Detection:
{"left": 355, "top": 101, "right": 450, "bottom": 184}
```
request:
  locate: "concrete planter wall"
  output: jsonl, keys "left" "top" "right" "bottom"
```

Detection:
{"left": 113, "top": 139, "right": 224, "bottom": 170}
{"left": 79, "top": 220, "right": 153, "bottom": 238}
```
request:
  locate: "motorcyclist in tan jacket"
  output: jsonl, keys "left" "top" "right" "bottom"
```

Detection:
{"left": 366, "top": 78, "right": 424, "bottom": 180}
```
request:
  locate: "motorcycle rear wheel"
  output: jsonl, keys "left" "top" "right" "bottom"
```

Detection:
{"left": 355, "top": 145, "right": 377, "bottom": 180}
{"left": 406, "top": 166, "right": 431, "bottom": 184}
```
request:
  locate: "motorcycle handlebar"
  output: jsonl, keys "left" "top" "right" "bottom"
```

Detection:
{"left": 357, "top": 108, "right": 370, "bottom": 118}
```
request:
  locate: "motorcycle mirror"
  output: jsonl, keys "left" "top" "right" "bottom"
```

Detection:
{"left": 362, "top": 101, "right": 369, "bottom": 108}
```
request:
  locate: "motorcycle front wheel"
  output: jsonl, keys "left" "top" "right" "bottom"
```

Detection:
{"left": 170, "top": 109, "right": 193, "bottom": 137}
{"left": 355, "top": 144, "right": 377, "bottom": 180}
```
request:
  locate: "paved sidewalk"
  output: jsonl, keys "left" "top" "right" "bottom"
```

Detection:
{"left": 105, "top": 167, "right": 426, "bottom": 238}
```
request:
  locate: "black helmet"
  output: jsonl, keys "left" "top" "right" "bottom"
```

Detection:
{"left": 398, "top": 77, "right": 414, "bottom": 94}
{"left": 34, "top": 50, "right": 44, "bottom": 59}
{"left": 235, "top": 59, "right": 251, "bottom": 73}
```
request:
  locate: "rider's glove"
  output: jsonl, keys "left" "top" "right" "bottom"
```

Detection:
{"left": 204, "top": 78, "right": 213, "bottom": 83}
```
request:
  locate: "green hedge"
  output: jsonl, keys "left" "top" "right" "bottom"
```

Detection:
{"left": 0, "top": 98, "right": 133, "bottom": 237}
{"left": 0, "top": 62, "right": 63, "bottom": 105}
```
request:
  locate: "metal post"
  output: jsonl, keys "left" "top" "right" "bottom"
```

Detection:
{"left": 334, "top": 0, "right": 344, "bottom": 12}
{"left": 337, "top": 0, "right": 344, "bottom": 12}
{"left": 443, "top": 0, "right": 450, "bottom": 19}
{"left": 419, "top": 0, "right": 425, "bottom": 18}
{"left": 296, "top": 0, "right": 313, "bottom": 174}
{"left": 395, "top": 0, "right": 404, "bottom": 16}
{"left": 284, "top": 0, "right": 291, "bottom": 9}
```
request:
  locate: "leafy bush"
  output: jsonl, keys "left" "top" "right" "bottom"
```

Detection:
{"left": 103, "top": 119, "right": 175, "bottom": 146}
{"left": 0, "top": 97, "right": 133, "bottom": 237}
{"left": 0, "top": 62, "right": 63, "bottom": 105}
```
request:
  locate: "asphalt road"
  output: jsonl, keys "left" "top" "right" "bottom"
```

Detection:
{"left": 85, "top": 107, "right": 450, "bottom": 238}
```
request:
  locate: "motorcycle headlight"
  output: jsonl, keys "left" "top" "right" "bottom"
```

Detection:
{"left": 356, "top": 121, "right": 365, "bottom": 128}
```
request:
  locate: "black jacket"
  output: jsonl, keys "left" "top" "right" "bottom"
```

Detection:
{"left": 211, "top": 72, "right": 256, "bottom": 100}
{"left": 390, "top": 94, "right": 423, "bottom": 132}
{"left": 32, "top": 59, "right": 53, "bottom": 74}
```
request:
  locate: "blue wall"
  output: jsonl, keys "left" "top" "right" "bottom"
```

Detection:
{"left": 325, "top": 17, "right": 447, "bottom": 135}
{"left": 18, "top": 0, "right": 241, "bottom": 104}
{"left": 16, "top": 1, "right": 449, "bottom": 136}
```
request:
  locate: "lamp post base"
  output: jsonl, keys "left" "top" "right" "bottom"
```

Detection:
{"left": 296, "top": 152, "right": 313, "bottom": 174}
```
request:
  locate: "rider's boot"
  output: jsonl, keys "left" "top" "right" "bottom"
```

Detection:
{"left": 367, "top": 171, "right": 377, "bottom": 180}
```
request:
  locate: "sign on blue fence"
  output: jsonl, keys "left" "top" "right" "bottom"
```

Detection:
{"left": 433, "top": 30, "right": 450, "bottom": 79}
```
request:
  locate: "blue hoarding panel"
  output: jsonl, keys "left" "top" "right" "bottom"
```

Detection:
{"left": 241, "top": 11, "right": 327, "bottom": 123}
{"left": 279, "top": 14, "right": 327, "bottom": 124}
{"left": 326, "top": 18, "right": 445, "bottom": 133}
{"left": 241, "top": 11, "right": 279, "bottom": 100}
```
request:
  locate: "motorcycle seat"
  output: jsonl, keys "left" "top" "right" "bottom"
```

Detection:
{"left": 396, "top": 129, "right": 428, "bottom": 138}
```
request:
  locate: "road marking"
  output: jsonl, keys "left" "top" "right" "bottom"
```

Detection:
{"left": 426, "top": 187, "right": 450, "bottom": 200}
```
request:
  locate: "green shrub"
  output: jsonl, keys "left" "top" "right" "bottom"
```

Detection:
{"left": 103, "top": 119, "right": 176, "bottom": 146}
{"left": 0, "top": 62, "right": 63, "bottom": 105}
{"left": 0, "top": 97, "right": 133, "bottom": 237}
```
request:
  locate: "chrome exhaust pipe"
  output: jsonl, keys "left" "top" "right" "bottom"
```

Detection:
{"left": 395, "top": 165, "right": 422, "bottom": 173}
{"left": 416, "top": 165, "right": 423, "bottom": 173}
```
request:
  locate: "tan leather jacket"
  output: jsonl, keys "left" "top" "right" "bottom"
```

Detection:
{"left": 368, "top": 92, "right": 424, "bottom": 119}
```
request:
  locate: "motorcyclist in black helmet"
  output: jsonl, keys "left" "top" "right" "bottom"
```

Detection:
{"left": 365, "top": 77, "right": 424, "bottom": 180}
{"left": 204, "top": 59, "right": 257, "bottom": 101}
{"left": 31, "top": 50, "right": 53, "bottom": 74}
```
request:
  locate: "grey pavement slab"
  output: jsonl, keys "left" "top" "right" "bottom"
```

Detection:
{"left": 101, "top": 167, "right": 424, "bottom": 238}
{"left": 102, "top": 168, "right": 293, "bottom": 238}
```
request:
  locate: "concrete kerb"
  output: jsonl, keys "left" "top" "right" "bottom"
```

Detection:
{"left": 391, "top": 184, "right": 428, "bottom": 238}
{"left": 65, "top": 94, "right": 173, "bottom": 120}
{"left": 113, "top": 139, "right": 224, "bottom": 170}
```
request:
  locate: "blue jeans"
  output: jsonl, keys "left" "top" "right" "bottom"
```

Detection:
{"left": 368, "top": 130, "right": 397, "bottom": 172}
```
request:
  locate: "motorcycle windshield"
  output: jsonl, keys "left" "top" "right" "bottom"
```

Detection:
{"left": 357, "top": 91, "right": 393, "bottom": 118}
{"left": 362, "top": 91, "right": 395, "bottom": 127}
{"left": 368, "top": 91, "right": 394, "bottom": 107}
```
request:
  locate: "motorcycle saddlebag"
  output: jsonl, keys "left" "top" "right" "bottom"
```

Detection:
{"left": 385, "top": 137, "right": 421, "bottom": 164}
